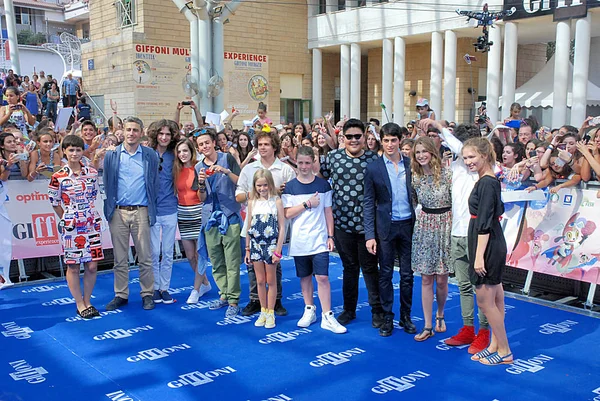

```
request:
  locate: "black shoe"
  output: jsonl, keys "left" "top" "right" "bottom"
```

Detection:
{"left": 274, "top": 299, "right": 288, "bottom": 316}
{"left": 379, "top": 317, "right": 394, "bottom": 337}
{"left": 399, "top": 314, "right": 417, "bottom": 334}
{"left": 241, "top": 300, "right": 261, "bottom": 316}
{"left": 106, "top": 296, "right": 128, "bottom": 311}
{"left": 337, "top": 310, "right": 356, "bottom": 326}
{"left": 372, "top": 312, "right": 385, "bottom": 328}
{"left": 142, "top": 295, "right": 155, "bottom": 310}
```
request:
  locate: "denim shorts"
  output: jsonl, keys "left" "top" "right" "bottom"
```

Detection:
{"left": 294, "top": 252, "right": 329, "bottom": 277}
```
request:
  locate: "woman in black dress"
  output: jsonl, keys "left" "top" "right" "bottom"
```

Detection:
{"left": 462, "top": 137, "right": 513, "bottom": 365}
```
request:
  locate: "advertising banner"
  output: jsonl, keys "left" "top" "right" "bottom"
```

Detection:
{"left": 223, "top": 51, "right": 270, "bottom": 119}
{"left": 132, "top": 44, "right": 192, "bottom": 123}
{"left": 2, "top": 179, "right": 114, "bottom": 260}
{"left": 504, "top": 188, "right": 600, "bottom": 284}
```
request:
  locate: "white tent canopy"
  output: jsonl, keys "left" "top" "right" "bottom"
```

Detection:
{"left": 505, "top": 55, "right": 600, "bottom": 108}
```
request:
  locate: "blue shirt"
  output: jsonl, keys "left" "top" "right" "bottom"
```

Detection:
{"left": 156, "top": 150, "right": 178, "bottom": 216}
{"left": 77, "top": 103, "right": 91, "bottom": 119}
{"left": 384, "top": 153, "right": 412, "bottom": 221}
{"left": 62, "top": 78, "right": 78, "bottom": 96}
{"left": 117, "top": 146, "right": 148, "bottom": 206}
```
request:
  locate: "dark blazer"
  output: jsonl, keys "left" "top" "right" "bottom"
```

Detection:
{"left": 363, "top": 155, "right": 415, "bottom": 241}
{"left": 103, "top": 144, "right": 159, "bottom": 226}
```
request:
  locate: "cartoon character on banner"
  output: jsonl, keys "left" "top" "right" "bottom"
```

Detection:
{"left": 507, "top": 218, "right": 550, "bottom": 266}
{"left": 542, "top": 213, "right": 599, "bottom": 273}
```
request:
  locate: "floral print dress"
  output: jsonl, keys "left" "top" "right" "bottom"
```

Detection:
{"left": 247, "top": 197, "right": 279, "bottom": 265}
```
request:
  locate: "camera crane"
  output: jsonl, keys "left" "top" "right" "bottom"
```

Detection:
{"left": 456, "top": 4, "right": 516, "bottom": 53}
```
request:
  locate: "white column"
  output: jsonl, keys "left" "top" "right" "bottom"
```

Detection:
{"left": 350, "top": 43, "right": 361, "bottom": 119}
{"left": 198, "top": 18, "right": 213, "bottom": 114}
{"left": 486, "top": 25, "right": 502, "bottom": 123}
{"left": 326, "top": 0, "right": 337, "bottom": 12}
{"left": 212, "top": 16, "right": 225, "bottom": 113}
{"left": 430, "top": 32, "right": 443, "bottom": 118}
{"left": 382, "top": 39, "right": 393, "bottom": 124}
{"left": 393, "top": 37, "right": 406, "bottom": 126}
{"left": 340, "top": 44, "right": 351, "bottom": 118}
{"left": 190, "top": 17, "right": 200, "bottom": 125}
{"left": 3, "top": 0, "right": 21, "bottom": 74}
{"left": 553, "top": 21, "right": 571, "bottom": 128}
{"left": 443, "top": 30, "right": 457, "bottom": 122}
{"left": 571, "top": 13, "right": 591, "bottom": 126}
{"left": 312, "top": 48, "right": 323, "bottom": 120}
{"left": 501, "top": 22, "right": 518, "bottom": 120}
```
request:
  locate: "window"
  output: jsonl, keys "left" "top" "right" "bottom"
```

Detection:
{"left": 116, "top": 0, "right": 136, "bottom": 28}
{"left": 338, "top": 0, "right": 346, "bottom": 11}
{"left": 318, "top": 0, "right": 327, "bottom": 14}
{"left": 15, "top": 7, "right": 31, "bottom": 25}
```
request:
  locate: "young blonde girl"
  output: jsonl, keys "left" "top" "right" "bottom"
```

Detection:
{"left": 245, "top": 169, "right": 285, "bottom": 329}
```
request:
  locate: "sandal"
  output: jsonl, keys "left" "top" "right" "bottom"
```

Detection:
{"left": 414, "top": 327, "right": 434, "bottom": 342}
{"left": 77, "top": 306, "right": 96, "bottom": 320}
{"left": 471, "top": 348, "right": 494, "bottom": 361}
{"left": 435, "top": 316, "right": 446, "bottom": 333}
{"left": 479, "top": 352, "right": 514, "bottom": 365}
{"left": 88, "top": 305, "right": 100, "bottom": 317}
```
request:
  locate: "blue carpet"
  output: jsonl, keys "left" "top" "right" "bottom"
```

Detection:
{"left": 1, "top": 252, "right": 599, "bottom": 401}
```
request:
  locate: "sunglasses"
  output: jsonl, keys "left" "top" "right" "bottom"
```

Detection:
{"left": 344, "top": 133, "right": 362, "bottom": 141}
{"left": 158, "top": 156, "right": 164, "bottom": 171}
{"left": 193, "top": 128, "right": 208, "bottom": 137}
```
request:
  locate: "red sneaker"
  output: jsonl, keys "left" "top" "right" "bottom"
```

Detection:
{"left": 444, "top": 326, "right": 475, "bottom": 346}
{"left": 468, "top": 328, "right": 490, "bottom": 354}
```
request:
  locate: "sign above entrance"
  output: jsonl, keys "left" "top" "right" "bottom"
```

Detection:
{"left": 503, "top": 0, "right": 597, "bottom": 21}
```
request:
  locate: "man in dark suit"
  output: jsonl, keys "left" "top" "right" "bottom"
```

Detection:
{"left": 364, "top": 122, "right": 416, "bottom": 337}
{"left": 103, "top": 116, "right": 159, "bottom": 311}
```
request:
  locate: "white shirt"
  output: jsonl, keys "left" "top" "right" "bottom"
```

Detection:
{"left": 439, "top": 128, "right": 479, "bottom": 237}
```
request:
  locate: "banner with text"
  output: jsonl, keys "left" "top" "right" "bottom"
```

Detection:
{"left": 223, "top": 51, "right": 269, "bottom": 119}
{"left": 503, "top": 188, "right": 600, "bottom": 284}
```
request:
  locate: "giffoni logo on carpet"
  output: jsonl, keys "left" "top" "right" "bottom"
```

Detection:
{"left": 126, "top": 344, "right": 192, "bottom": 362}
{"left": 371, "top": 371, "right": 430, "bottom": 394}
{"left": 436, "top": 338, "right": 469, "bottom": 351}
{"left": 259, "top": 395, "right": 292, "bottom": 401}
{"left": 539, "top": 320, "right": 578, "bottom": 335}
{"left": 66, "top": 309, "right": 123, "bottom": 323}
{"left": 8, "top": 360, "right": 48, "bottom": 384}
{"left": 216, "top": 315, "right": 255, "bottom": 326}
{"left": 505, "top": 354, "right": 554, "bottom": 375}
{"left": 21, "top": 283, "right": 68, "bottom": 293}
{"left": 180, "top": 300, "right": 213, "bottom": 311}
{"left": 591, "top": 387, "right": 600, "bottom": 401}
{"left": 309, "top": 348, "right": 366, "bottom": 367}
{"left": 106, "top": 390, "right": 135, "bottom": 401}
{"left": 42, "top": 295, "right": 96, "bottom": 307}
{"left": 1, "top": 322, "right": 34, "bottom": 340}
{"left": 258, "top": 328, "right": 312, "bottom": 344}
{"left": 93, "top": 325, "right": 154, "bottom": 341}
{"left": 167, "top": 366, "right": 236, "bottom": 388}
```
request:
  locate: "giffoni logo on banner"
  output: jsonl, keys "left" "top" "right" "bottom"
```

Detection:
{"left": 126, "top": 344, "right": 192, "bottom": 362}
{"left": 9, "top": 360, "right": 48, "bottom": 384}
{"left": 539, "top": 320, "right": 578, "bottom": 335}
{"left": 167, "top": 366, "right": 236, "bottom": 388}
{"left": 93, "top": 325, "right": 154, "bottom": 341}
{"left": 309, "top": 348, "right": 366, "bottom": 367}
{"left": 505, "top": 354, "right": 554, "bottom": 375}
{"left": 258, "top": 328, "right": 312, "bottom": 344}
{"left": 371, "top": 371, "right": 430, "bottom": 394}
{"left": 1, "top": 322, "right": 34, "bottom": 340}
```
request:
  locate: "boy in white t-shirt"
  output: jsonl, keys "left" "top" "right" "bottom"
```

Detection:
{"left": 282, "top": 146, "right": 346, "bottom": 334}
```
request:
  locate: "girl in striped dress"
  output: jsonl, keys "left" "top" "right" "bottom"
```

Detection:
{"left": 174, "top": 139, "right": 211, "bottom": 304}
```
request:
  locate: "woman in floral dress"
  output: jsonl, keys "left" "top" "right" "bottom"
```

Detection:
{"left": 48, "top": 135, "right": 103, "bottom": 319}
{"left": 410, "top": 137, "right": 453, "bottom": 341}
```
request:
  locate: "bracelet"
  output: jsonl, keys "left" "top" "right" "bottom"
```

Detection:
{"left": 303, "top": 201, "right": 309, "bottom": 210}
{"left": 245, "top": 247, "right": 251, "bottom": 251}
{"left": 547, "top": 144, "right": 555, "bottom": 151}
{"left": 328, "top": 235, "right": 334, "bottom": 239}
{"left": 273, "top": 251, "right": 282, "bottom": 258}
{"left": 568, "top": 158, "right": 574, "bottom": 166}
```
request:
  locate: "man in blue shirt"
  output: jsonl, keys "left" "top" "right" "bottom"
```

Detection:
{"left": 148, "top": 119, "right": 180, "bottom": 305}
{"left": 364, "top": 123, "right": 416, "bottom": 337}
{"left": 62, "top": 73, "right": 78, "bottom": 107}
{"left": 76, "top": 97, "right": 92, "bottom": 121}
{"left": 103, "top": 116, "right": 159, "bottom": 311}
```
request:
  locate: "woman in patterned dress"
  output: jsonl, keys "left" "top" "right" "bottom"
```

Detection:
{"left": 410, "top": 137, "right": 453, "bottom": 341}
{"left": 48, "top": 135, "right": 103, "bottom": 319}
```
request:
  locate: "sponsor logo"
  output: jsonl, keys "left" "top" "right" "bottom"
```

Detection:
{"left": 21, "top": 284, "right": 69, "bottom": 293}
{"left": 563, "top": 194, "right": 573, "bottom": 205}
{"left": 582, "top": 197, "right": 596, "bottom": 207}
{"left": 8, "top": 360, "right": 48, "bottom": 384}
{"left": 127, "top": 344, "right": 191, "bottom": 362}
{"left": 216, "top": 315, "right": 256, "bottom": 326}
{"left": 13, "top": 213, "right": 60, "bottom": 246}
{"left": 1, "top": 322, "right": 33, "bottom": 340}
{"left": 167, "top": 366, "right": 236, "bottom": 388}
{"left": 539, "top": 320, "right": 578, "bottom": 334}
{"left": 371, "top": 371, "right": 430, "bottom": 394}
{"left": 15, "top": 192, "right": 49, "bottom": 204}
{"left": 106, "top": 390, "right": 136, "bottom": 401}
{"left": 93, "top": 325, "right": 154, "bottom": 341}
{"left": 505, "top": 354, "right": 553, "bottom": 375}
{"left": 66, "top": 309, "right": 123, "bottom": 323}
{"left": 309, "top": 348, "right": 366, "bottom": 367}
{"left": 180, "top": 300, "right": 214, "bottom": 311}
{"left": 43, "top": 295, "right": 96, "bottom": 307}
{"left": 259, "top": 328, "right": 312, "bottom": 344}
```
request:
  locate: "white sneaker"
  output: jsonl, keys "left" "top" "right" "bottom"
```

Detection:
{"left": 198, "top": 283, "right": 212, "bottom": 297}
{"left": 297, "top": 304, "right": 317, "bottom": 328}
{"left": 321, "top": 311, "right": 347, "bottom": 334}
{"left": 265, "top": 312, "right": 276, "bottom": 329}
{"left": 186, "top": 289, "right": 200, "bottom": 304}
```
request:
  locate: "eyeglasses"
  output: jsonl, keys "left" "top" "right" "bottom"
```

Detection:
{"left": 344, "top": 134, "right": 362, "bottom": 141}
{"left": 159, "top": 156, "right": 164, "bottom": 171}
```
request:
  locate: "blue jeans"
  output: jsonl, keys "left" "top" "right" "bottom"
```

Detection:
{"left": 46, "top": 101, "right": 57, "bottom": 122}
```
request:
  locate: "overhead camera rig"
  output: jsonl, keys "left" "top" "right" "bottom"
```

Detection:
{"left": 456, "top": 3, "right": 516, "bottom": 53}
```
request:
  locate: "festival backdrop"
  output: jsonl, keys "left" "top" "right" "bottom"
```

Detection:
{"left": 223, "top": 51, "right": 269, "bottom": 118}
